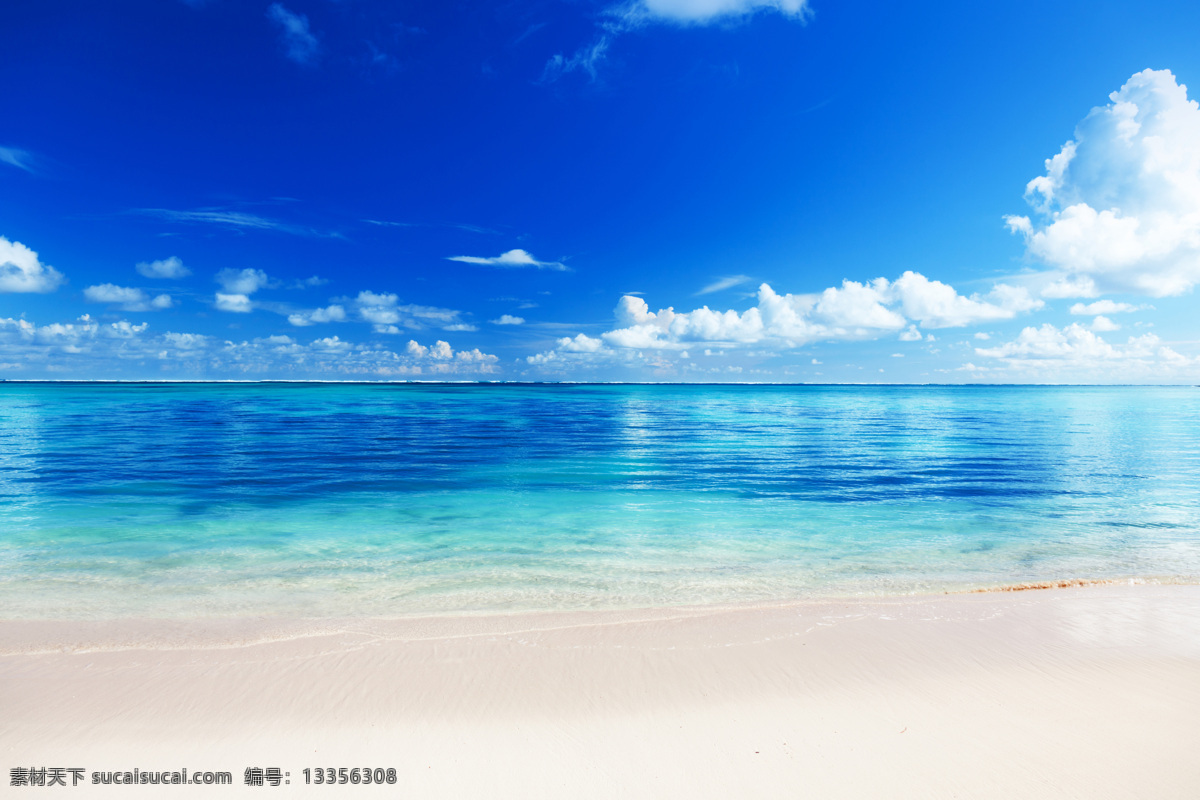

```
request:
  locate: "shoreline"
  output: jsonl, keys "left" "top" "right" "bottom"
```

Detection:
{"left": 2, "top": 574, "right": 1194, "bottom": 634}
{"left": 2, "top": 583, "right": 1198, "bottom": 797}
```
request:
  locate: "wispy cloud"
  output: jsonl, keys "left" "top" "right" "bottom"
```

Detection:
{"left": 447, "top": 249, "right": 569, "bottom": 271}
{"left": 541, "top": 36, "right": 612, "bottom": 84}
{"left": 1068, "top": 300, "right": 1151, "bottom": 315}
{"left": 138, "top": 208, "right": 282, "bottom": 229}
{"left": 0, "top": 146, "right": 35, "bottom": 174}
{"left": 542, "top": 0, "right": 811, "bottom": 83}
{"left": 267, "top": 3, "right": 320, "bottom": 65}
{"left": 616, "top": 0, "right": 811, "bottom": 26}
{"left": 133, "top": 208, "right": 334, "bottom": 237}
{"left": 696, "top": 275, "right": 753, "bottom": 295}
{"left": 365, "top": 219, "right": 500, "bottom": 235}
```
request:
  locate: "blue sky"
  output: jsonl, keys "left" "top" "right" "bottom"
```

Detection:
{"left": 3, "top": 0, "right": 1200, "bottom": 381}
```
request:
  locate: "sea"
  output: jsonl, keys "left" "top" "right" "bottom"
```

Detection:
{"left": 1, "top": 383, "right": 1197, "bottom": 618}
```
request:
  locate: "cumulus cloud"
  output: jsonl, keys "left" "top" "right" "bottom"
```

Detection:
{"left": 890, "top": 272, "right": 1042, "bottom": 327}
{"left": 163, "top": 332, "right": 207, "bottom": 350}
{"left": 0, "top": 312, "right": 501, "bottom": 378}
{"left": 448, "top": 249, "right": 568, "bottom": 271}
{"left": 527, "top": 272, "right": 1041, "bottom": 367}
{"left": 1090, "top": 315, "right": 1120, "bottom": 332}
{"left": 211, "top": 268, "right": 272, "bottom": 312}
{"left": 215, "top": 293, "right": 254, "bottom": 313}
{"left": 974, "top": 323, "right": 1190, "bottom": 372}
{"left": 267, "top": 3, "right": 320, "bottom": 65}
{"left": 287, "top": 304, "right": 346, "bottom": 327}
{"left": 491, "top": 315, "right": 525, "bottom": 325}
{"left": 216, "top": 268, "right": 271, "bottom": 295}
{"left": 353, "top": 290, "right": 472, "bottom": 331}
{"left": 0, "top": 314, "right": 157, "bottom": 361}
{"left": 0, "top": 237, "right": 65, "bottom": 293}
{"left": 1005, "top": 69, "right": 1200, "bottom": 297}
{"left": 217, "top": 334, "right": 497, "bottom": 376}
{"left": 83, "top": 283, "right": 173, "bottom": 311}
{"left": 136, "top": 256, "right": 191, "bottom": 279}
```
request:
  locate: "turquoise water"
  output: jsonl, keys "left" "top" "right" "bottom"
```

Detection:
{"left": 1, "top": 383, "right": 1198, "bottom": 618}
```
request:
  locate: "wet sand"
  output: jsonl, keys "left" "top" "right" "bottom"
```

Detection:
{"left": 2, "top": 583, "right": 1198, "bottom": 798}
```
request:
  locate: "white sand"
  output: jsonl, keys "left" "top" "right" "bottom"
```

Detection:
{"left": 2, "top": 584, "right": 1198, "bottom": 798}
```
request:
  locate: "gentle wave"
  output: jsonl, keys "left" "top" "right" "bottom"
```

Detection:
{"left": 1, "top": 384, "right": 1198, "bottom": 618}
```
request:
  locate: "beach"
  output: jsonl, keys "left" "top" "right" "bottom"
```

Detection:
{"left": 4, "top": 583, "right": 1197, "bottom": 798}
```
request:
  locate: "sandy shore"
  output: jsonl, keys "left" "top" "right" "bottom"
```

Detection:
{"left": 2, "top": 584, "right": 1198, "bottom": 798}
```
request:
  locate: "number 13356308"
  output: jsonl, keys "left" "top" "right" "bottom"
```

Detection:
{"left": 304, "top": 768, "right": 396, "bottom": 785}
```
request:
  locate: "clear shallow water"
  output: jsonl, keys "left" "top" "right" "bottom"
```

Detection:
{"left": 1, "top": 383, "right": 1198, "bottom": 618}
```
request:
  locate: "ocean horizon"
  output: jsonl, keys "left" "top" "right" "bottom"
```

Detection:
{"left": 2, "top": 383, "right": 1198, "bottom": 619}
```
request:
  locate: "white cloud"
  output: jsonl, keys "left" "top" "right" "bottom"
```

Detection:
{"left": 84, "top": 284, "right": 173, "bottom": 311}
{"left": 405, "top": 339, "right": 498, "bottom": 366}
{"left": 216, "top": 268, "right": 271, "bottom": 295}
{"left": 560, "top": 334, "right": 605, "bottom": 352}
{"left": 619, "top": 0, "right": 810, "bottom": 25}
{"left": 267, "top": 3, "right": 320, "bottom": 65}
{"left": 696, "top": 275, "right": 753, "bottom": 295}
{"left": 287, "top": 304, "right": 346, "bottom": 327}
{"left": 1005, "top": 69, "right": 1200, "bottom": 297}
{"left": 136, "top": 256, "right": 191, "bottom": 279}
{"left": 0, "top": 146, "right": 34, "bottom": 173}
{"left": 0, "top": 314, "right": 155, "bottom": 358}
{"left": 540, "top": 37, "right": 611, "bottom": 83}
{"left": 974, "top": 323, "right": 1192, "bottom": 372}
{"left": 544, "top": 0, "right": 808, "bottom": 83}
{"left": 84, "top": 284, "right": 141, "bottom": 305}
{"left": 0, "top": 237, "right": 65, "bottom": 293}
{"left": 137, "top": 208, "right": 294, "bottom": 232}
{"left": 0, "top": 314, "right": 500, "bottom": 378}
{"left": 353, "top": 290, "right": 472, "bottom": 331}
{"left": 491, "top": 314, "right": 525, "bottom": 325}
{"left": 1040, "top": 274, "right": 1099, "bottom": 299}
{"left": 108, "top": 321, "right": 149, "bottom": 338}
{"left": 527, "top": 272, "right": 1041, "bottom": 368}
{"left": 447, "top": 249, "right": 568, "bottom": 271}
{"left": 163, "top": 332, "right": 207, "bottom": 350}
{"left": 1068, "top": 300, "right": 1148, "bottom": 315}
{"left": 1090, "top": 315, "right": 1120, "bottom": 332}
{"left": 891, "top": 272, "right": 1043, "bottom": 328}
{"left": 215, "top": 293, "right": 253, "bottom": 313}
